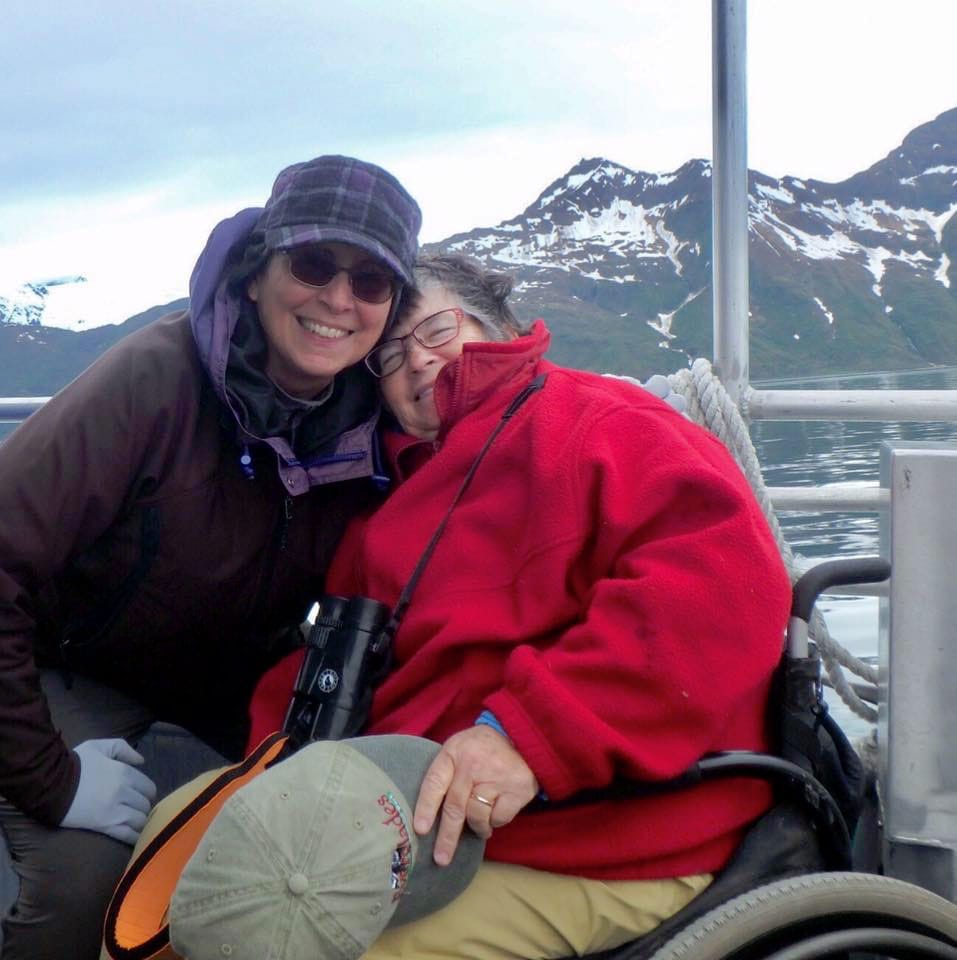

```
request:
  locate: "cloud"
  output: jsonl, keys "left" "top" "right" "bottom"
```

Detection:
{"left": 2, "top": 0, "right": 955, "bottom": 321}
{"left": 1, "top": 0, "right": 712, "bottom": 205}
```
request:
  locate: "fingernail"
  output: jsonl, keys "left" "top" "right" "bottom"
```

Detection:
{"left": 434, "top": 849, "right": 450, "bottom": 866}
{"left": 414, "top": 817, "right": 429, "bottom": 834}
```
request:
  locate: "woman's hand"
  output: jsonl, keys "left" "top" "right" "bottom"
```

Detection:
{"left": 413, "top": 725, "right": 539, "bottom": 865}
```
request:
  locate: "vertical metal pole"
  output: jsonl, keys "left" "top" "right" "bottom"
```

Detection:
{"left": 712, "top": 0, "right": 749, "bottom": 404}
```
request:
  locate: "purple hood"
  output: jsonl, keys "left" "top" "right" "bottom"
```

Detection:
{"left": 187, "top": 210, "right": 383, "bottom": 495}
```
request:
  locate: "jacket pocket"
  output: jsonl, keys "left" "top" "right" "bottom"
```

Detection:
{"left": 59, "top": 504, "right": 162, "bottom": 658}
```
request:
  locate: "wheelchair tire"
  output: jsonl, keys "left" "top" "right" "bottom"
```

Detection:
{"left": 648, "top": 871, "right": 957, "bottom": 960}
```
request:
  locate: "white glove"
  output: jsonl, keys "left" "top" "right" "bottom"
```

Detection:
{"left": 60, "top": 738, "right": 157, "bottom": 845}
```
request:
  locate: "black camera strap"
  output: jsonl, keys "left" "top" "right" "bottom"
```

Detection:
{"left": 375, "top": 373, "right": 548, "bottom": 651}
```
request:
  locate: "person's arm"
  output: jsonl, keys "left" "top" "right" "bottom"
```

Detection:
{"left": 0, "top": 333, "right": 172, "bottom": 824}
{"left": 483, "top": 402, "right": 791, "bottom": 801}
{"left": 415, "top": 401, "right": 791, "bottom": 862}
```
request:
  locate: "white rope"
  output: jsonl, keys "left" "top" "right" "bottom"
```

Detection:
{"left": 668, "top": 359, "right": 877, "bottom": 725}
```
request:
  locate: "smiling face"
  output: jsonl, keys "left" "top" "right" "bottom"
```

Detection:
{"left": 248, "top": 242, "right": 394, "bottom": 399}
{"left": 378, "top": 285, "right": 491, "bottom": 440}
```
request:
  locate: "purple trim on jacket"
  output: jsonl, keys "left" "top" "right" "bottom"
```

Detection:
{"left": 187, "top": 210, "right": 381, "bottom": 495}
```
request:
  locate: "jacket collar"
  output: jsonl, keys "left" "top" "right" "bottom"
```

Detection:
{"left": 432, "top": 319, "right": 550, "bottom": 431}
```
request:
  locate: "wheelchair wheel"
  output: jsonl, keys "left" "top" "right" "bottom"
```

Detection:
{"left": 648, "top": 871, "right": 957, "bottom": 960}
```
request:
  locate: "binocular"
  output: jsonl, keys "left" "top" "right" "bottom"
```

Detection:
{"left": 282, "top": 594, "right": 393, "bottom": 749}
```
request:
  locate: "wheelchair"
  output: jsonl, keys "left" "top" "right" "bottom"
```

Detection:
{"left": 569, "top": 557, "right": 957, "bottom": 960}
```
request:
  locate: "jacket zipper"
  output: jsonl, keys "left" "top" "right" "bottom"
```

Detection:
{"left": 278, "top": 495, "right": 293, "bottom": 552}
{"left": 248, "top": 495, "right": 293, "bottom": 621}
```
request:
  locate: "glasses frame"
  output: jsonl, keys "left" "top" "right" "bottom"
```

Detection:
{"left": 364, "top": 307, "right": 468, "bottom": 379}
{"left": 283, "top": 246, "right": 397, "bottom": 305}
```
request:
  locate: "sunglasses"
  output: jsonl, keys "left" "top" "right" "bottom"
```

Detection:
{"left": 284, "top": 246, "right": 397, "bottom": 304}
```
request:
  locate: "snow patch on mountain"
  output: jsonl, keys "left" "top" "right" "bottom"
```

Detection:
{"left": 0, "top": 271, "right": 188, "bottom": 332}
{"left": 814, "top": 297, "right": 836, "bottom": 325}
{"left": 750, "top": 195, "right": 954, "bottom": 291}
{"left": 866, "top": 248, "right": 891, "bottom": 296}
{"left": 656, "top": 222, "right": 685, "bottom": 275}
{"left": 755, "top": 182, "right": 795, "bottom": 204}
{"left": 938, "top": 254, "right": 952, "bottom": 288}
{"left": 929, "top": 202, "right": 957, "bottom": 242}
{"left": 652, "top": 288, "right": 705, "bottom": 339}
{"left": 0, "top": 276, "right": 89, "bottom": 328}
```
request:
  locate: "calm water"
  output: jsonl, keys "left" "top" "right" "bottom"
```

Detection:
{"left": 750, "top": 366, "right": 957, "bottom": 734}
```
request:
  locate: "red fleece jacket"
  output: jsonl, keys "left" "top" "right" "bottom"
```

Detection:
{"left": 249, "top": 321, "right": 791, "bottom": 880}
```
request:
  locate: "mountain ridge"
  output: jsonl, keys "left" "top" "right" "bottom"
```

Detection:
{"left": 3, "top": 107, "right": 956, "bottom": 391}
{"left": 426, "top": 107, "right": 956, "bottom": 378}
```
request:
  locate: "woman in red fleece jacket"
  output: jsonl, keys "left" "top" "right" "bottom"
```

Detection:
{"left": 248, "top": 254, "right": 792, "bottom": 959}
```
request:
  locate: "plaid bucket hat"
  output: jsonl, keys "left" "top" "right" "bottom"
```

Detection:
{"left": 255, "top": 156, "right": 422, "bottom": 283}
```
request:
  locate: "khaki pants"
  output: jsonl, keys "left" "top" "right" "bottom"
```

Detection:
{"left": 108, "top": 769, "right": 710, "bottom": 960}
{"left": 363, "top": 862, "right": 710, "bottom": 960}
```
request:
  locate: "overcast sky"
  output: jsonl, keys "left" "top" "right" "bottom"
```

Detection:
{"left": 2, "top": 0, "right": 956, "bottom": 324}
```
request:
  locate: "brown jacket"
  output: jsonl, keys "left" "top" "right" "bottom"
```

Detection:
{"left": 0, "top": 313, "right": 379, "bottom": 823}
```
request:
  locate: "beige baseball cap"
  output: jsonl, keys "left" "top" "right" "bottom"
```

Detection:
{"left": 169, "top": 735, "right": 485, "bottom": 960}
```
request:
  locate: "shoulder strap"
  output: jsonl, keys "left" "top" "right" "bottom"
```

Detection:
{"left": 375, "top": 373, "right": 547, "bottom": 651}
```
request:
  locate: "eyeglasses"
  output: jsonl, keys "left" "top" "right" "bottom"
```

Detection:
{"left": 284, "top": 246, "right": 397, "bottom": 304}
{"left": 364, "top": 308, "right": 467, "bottom": 378}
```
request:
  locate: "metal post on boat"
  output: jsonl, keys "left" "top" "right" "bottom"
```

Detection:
{"left": 880, "top": 441, "right": 957, "bottom": 899}
{"left": 711, "top": 0, "right": 749, "bottom": 406}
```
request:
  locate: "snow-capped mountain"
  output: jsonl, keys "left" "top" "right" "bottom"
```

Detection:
{"left": 4, "top": 107, "right": 957, "bottom": 391}
{"left": 442, "top": 157, "right": 709, "bottom": 284}
{"left": 0, "top": 276, "right": 89, "bottom": 329}
{"left": 428, "top": 107, "right": 957, "bottom": 378}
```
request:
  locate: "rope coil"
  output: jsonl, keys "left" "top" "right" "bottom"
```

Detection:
{"left": 668, "top": 359, "right": 877, "bottom": 725}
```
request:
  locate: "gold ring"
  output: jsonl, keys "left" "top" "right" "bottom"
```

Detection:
{"left": 470, "top": 792, "right": 494, "bottom": 808}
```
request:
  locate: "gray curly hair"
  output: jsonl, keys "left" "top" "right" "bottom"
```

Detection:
{"left": 403, "top": 254, "right": 530, "bottom": 340}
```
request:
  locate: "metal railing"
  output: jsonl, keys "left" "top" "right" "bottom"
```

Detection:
{"left": 709, "top": 0, "right": 957, "bottom": 518}
{"left": 746, "top": 390, "right": 957, "bottom": 423}
{"left": 0, "top": 399, "right": 47, "bottom": 423}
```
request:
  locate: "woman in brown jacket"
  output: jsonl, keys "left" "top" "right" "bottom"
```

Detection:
{"left": 0, "top": 155, "right": 421, "bottom": 959}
